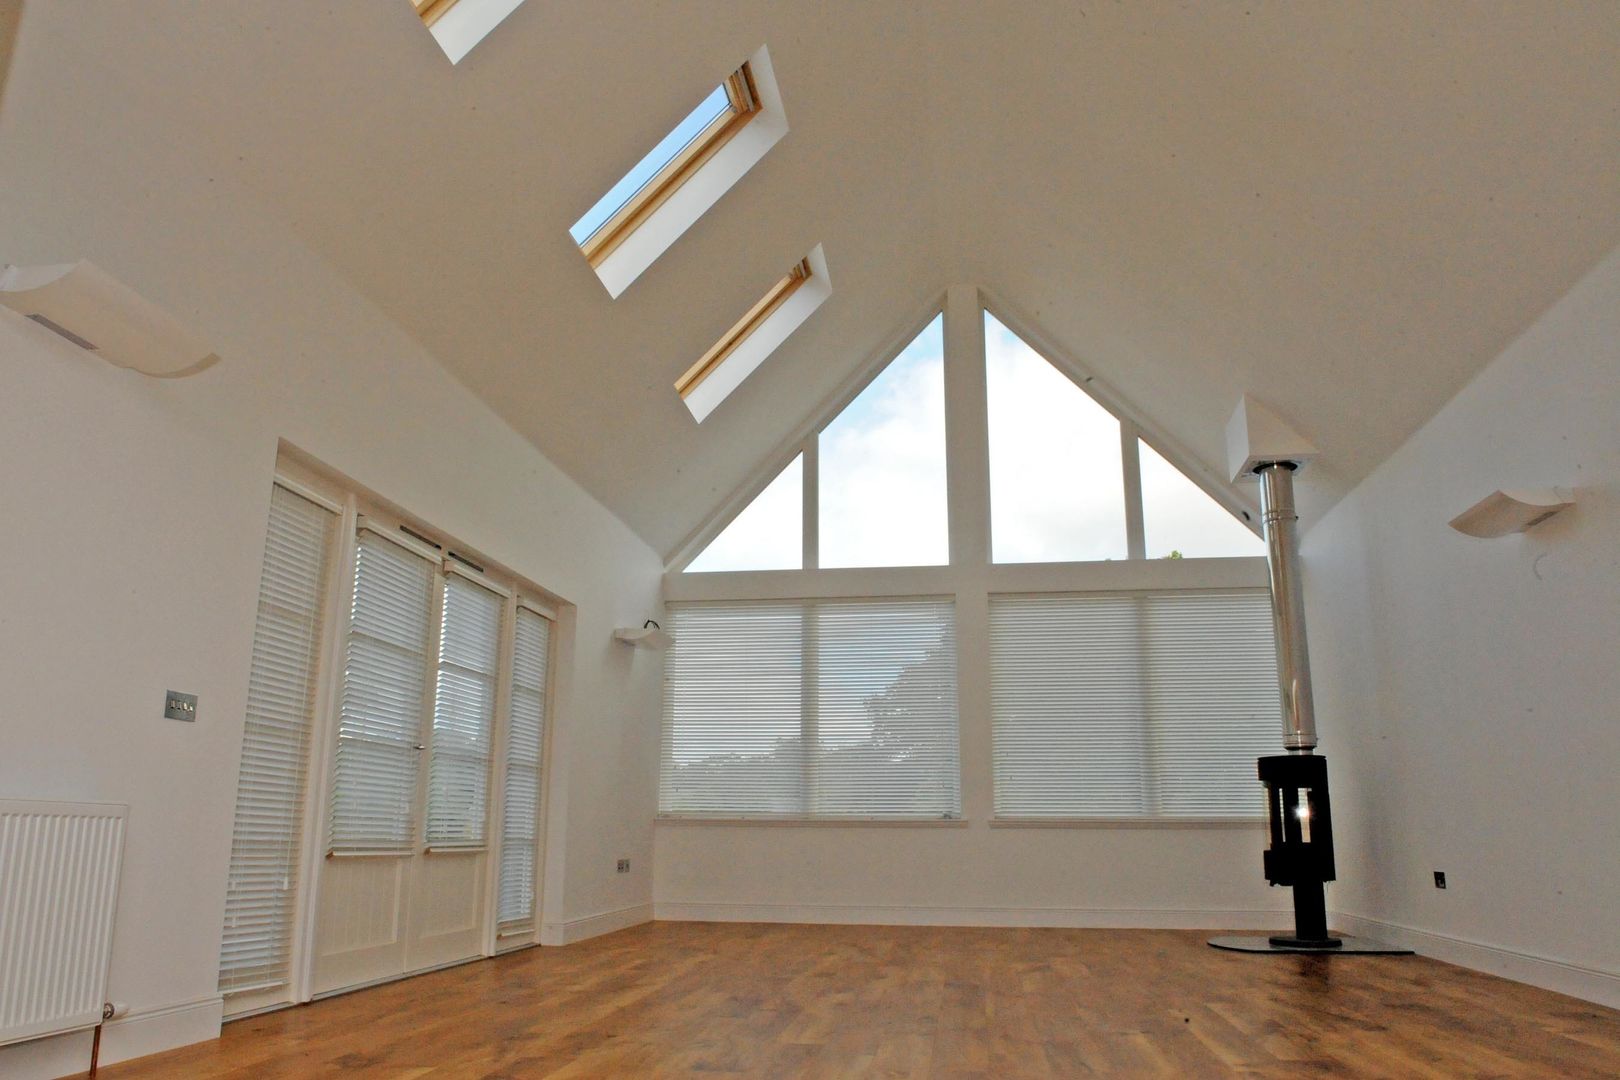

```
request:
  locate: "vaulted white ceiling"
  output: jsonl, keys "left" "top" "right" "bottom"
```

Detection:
{"left": 8, "top": 2, "right": 1620, "bottom": 558}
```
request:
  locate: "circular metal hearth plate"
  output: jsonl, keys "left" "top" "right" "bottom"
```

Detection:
{"left": 1208, "top": 935, "right": 1415, "bottom": 955}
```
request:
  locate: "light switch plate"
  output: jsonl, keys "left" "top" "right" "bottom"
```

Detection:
{"left": 164, "top": 690, "right": 198, "bottom": 722}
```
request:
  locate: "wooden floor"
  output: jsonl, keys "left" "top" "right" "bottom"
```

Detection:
{"left": 100, "top": 922, "right": 1620, "bottom": 1079}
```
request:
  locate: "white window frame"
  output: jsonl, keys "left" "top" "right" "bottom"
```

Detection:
{"left": 662, "top": 285, "right": 1278, "bottom": 830}
{"left": 658, "top": 595, "right": 962, "bottom": 823}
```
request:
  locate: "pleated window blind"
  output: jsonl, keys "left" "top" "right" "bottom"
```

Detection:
{"left": 219, "top": 483, "right": 335, "bottom": 995}
{"left": 990, "top": 590, "right": 1279, "bottom": 819}
{"left": 426, "top": 570, "right": 504, "bottom": 849}
{"left": 329, "top": 528, "right": 436, "bottom": 853}
{"left": 498, "top": 606, "right": 551, "bottom": 934}
{"left": 660, "top": 598, "right": 960, "bottom": 819}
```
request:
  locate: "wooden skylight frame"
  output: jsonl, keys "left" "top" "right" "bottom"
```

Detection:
{"left": 676, "top": 257, "right": 813, "bottom": 400}
{"left": 579, "top": 64, "right": 763, "bottom": 268}
{"left": 413, "top": 0, "right": 459, "bottom": 29}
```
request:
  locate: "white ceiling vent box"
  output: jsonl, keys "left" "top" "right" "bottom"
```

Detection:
{"left": 0, "top": 261, "right": 218, "bottom": 377}
{"left": 1226, "top": 395, "right": 1318, "bottom": 482}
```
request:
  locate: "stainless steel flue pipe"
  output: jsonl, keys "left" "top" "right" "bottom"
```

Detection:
{"left": 1257, "top": 462, "right": 1318, "bottom": 752}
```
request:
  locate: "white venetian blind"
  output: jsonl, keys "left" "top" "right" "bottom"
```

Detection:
{"left": 990, "top": 590, "right": 1279, "bottom": 819}
{"left": 661, "top": 598, "right": 960, "bottom": 819}
{"left": 329, "top": 528, "right": 435, "bottom": 853}
{"left": 219, "top": 483, "right": 335, "bottom": 995}
{"left": 498, "top": 606, "right": 551, "bottom": 934}
{"left": 426, "top": 570, "right": 503, "bottom": 849}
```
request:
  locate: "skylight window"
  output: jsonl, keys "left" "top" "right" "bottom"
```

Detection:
{"left": 571, "top": 46, "right": 790, "bottom": 298}
{"left": 573, "top": 64, "right": 761, "bottom": 266}
{"left": 411, "top": 0, "right": 528, "bottom": 64}
{"left": 677, "top": 246, "right": 831, "bottom": 422}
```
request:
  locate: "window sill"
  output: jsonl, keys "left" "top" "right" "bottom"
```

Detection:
{"left": 656, "top": 815, "right": 967, "bottom": 828}
{"left": 990, "top": 817, "right": 1264, "bottom": 829}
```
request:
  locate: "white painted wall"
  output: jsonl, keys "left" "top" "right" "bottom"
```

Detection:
{"left": 1304, "top": 245, "right": 1620, "bottom": 1007}
{"left": 0, "top": 31, "right": 661, "bottom": 1080}
{"left": 655, "top": 824, "right": 1283, "bottom": 928}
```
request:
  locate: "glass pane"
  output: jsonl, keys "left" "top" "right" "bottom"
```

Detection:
{"left": 570, "top": 84, "right": 732, "bottom": 245}
{"left": 819, "top": 315, "right": 948, "bottom": 568}
{"left": 1139, "top": 440, "right": 1265, "bottom": 558}
{"left": 986, "top": 313, "right": 1127, "bottom": 563}
{"left": 660, "top": 603, "right": 806, "bottom": 815}
{"left": 686, "top": 454, "right": 802, "bottom": 572}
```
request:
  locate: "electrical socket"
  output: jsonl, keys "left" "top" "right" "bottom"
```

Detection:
{"left": 616, "top": 858, "right": 630, "bottom": 873}
{"left": 1433, "top": 871, "right": 1447, "bottom": 889}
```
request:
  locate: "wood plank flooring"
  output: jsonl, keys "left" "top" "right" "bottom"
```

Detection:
{"left": 96, "top": 922, "right": 1620, "bottom": 1078}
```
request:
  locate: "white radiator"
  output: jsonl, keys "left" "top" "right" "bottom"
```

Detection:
{"left": 0, "top": 799, "right": 128, "bottom": 1047}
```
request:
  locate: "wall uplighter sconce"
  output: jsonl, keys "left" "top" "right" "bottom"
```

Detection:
{"left": 614, "top": 620, "right": 673, "bottom": 650}
{"left": 1449, "top": 489, "right": 1574, "bottom": 538}
{"left": 1, "top": 260, "right": 218, "bottom": 377}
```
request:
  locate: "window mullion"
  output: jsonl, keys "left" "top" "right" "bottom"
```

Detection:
{"left": 942, "top": 284, "right": 992, "bottom": 567}
{"left": 802, "top": 434, "right": 819, "bottom": 571}
{"left": 800, "top": 603, "right": 819, "bottom": 816}
{"left": 1121, "top": 420, "right": 1146, "bottom": 560}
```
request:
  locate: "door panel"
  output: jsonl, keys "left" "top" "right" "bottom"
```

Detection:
{"left": 312, "top": 855, "right": 410, "bottom": 993}
{"left": 406, "top": 850, "right": 486, "bottom": 970}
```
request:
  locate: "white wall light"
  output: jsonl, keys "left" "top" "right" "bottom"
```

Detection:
{"left": 614, "top": 621, "right": 673, "bottom": 650}
{"left": 1, "top": 261, "right": 218, "bottom": 377}
{"left": 1449, "top": 489, "right": 1575, "bottom": 538}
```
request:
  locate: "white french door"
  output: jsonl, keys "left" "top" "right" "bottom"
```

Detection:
{"left": 312, "top": 524, "right": 507, "bottom": 994}
{"left": 221, "top": 477, "right": 558, "bottom": 1012}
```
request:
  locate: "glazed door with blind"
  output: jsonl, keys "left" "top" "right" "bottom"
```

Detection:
{"left": 312, "top": 527, "right": 504, "bottom": 994}
{"left": 217, "top": 482, "right": 337, "bottom": 1016}
{"left": 406, "top": 568, "right": 504, "bottom": 971}
{"left": 494, "top": 605, "right": 552, "bottom": 947}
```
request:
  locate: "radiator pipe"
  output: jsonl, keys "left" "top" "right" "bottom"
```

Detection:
{"left": 1257, "top": 462, "right": 1317, "bottom": 753}
{"left": 88, "top": 1003, "right": 114, "bottom": 1078}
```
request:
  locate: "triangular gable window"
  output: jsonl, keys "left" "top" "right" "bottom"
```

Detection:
{"left": 1139, "top": 440, "right": 1264, "bottom": 558}
{"left": 818, "top": 315, "right": 949, "bottom": 568}
{"left": 678, "top": 298, "right": 1261, "bottom": 574}
{"left": 986, "top": 313, "right": 1128, "bottom": 563}
{"left": 685, "top": 454, "right": 802, "bottom": 573}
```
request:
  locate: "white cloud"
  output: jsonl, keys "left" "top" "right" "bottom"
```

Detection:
{"left": 1139, "top": 441, "right": 1265, "bottom": 558}
{"left": 986, "top": 318, "right": 1128, "bottom": 562}
{"left": 685, "top": 454, "right": 802, "bottom": 572}
{"left": 819, "top": 318, "right": 949, "bottom": 568}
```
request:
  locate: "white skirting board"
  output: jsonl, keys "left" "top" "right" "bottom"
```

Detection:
{"left": 1332, "top": 913, "right": 1620, "bottom": 1010}
{"left": 653, "top": 902, "right": 1292, "bottom": 930}
{"left": 539, "top": 902, "right": 655, "bottom": 946}
{"left": 0, "top": 994, "right": 221, "bottom": 1080}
